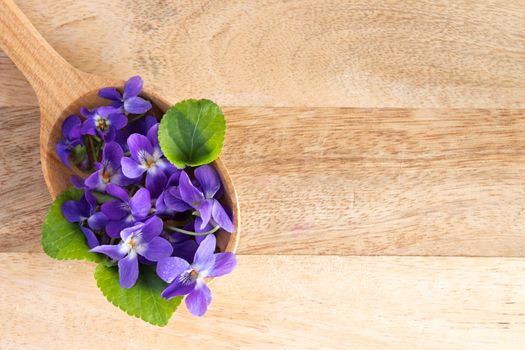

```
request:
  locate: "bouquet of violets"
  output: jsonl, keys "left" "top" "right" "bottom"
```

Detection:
{"left": 42, "top": 76, "right": 237, "bottom": 326}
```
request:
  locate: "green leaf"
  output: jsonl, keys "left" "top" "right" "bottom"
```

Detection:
{"left": 159, "top": 99, "right": 226, "bottom": 168}
{"left": 92, "top": 191, "right": 116, "bottom": 204}
{"left": 41, "top": 188, "right": 102, "bottom": 263}
{"left": 94, "top": 263, "right": 182, "bottom": 326}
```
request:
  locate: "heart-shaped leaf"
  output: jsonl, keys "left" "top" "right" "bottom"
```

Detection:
{"left": 94, "top": 263, "right": 182, "bottom": 326}
{"left": 41, "top": 188, "right": 102, "bottom": 263}
{"left": 158, "top": 99, "right": 225, "bottom": 168}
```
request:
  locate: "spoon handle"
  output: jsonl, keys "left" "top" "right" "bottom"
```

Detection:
{"left": 0, "top": 0, "right": 88, "bottom": 106}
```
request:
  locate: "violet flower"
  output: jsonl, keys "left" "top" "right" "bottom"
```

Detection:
{"left": 62, "top": 190, "right": 107, "bottom": 249}
{"left": 91, "top": 216, "right": 173, "bottom": 288}
{"left": 101, "top": 184, "right": 152, "bottom": 238}
{"left": 157, "top": 234, "right": 236, "bottom": 316}
{"left": 169, "top": 226, "right": 199, "bottom": 263}
{"left": 177, "top": 166, "right": 234, "bottom": 233}
{"left": 85, "top": 142, "right": 132, "bottom": 192}
{"left": 155, "top": 169, "right": 183, "bottom": 215}
{"left": 56, "top": 115, "right": 83, "bottom": 168}
{"left": 70, "top": 175, "right": 86, "bottom": 189}
{"left": 121, "top": 124, "right": 170, "bottom": 197}
{"left": 116, "top": 115, "right": 158, "bottom": 153}
{"left": 98, "top": 76, "right": 152, "bottom": 115}
{"left": 80, "top": 106, "right": 127, "bottom": 142}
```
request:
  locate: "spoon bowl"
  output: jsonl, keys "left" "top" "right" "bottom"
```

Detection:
{"left": 0, "top": 0, "right": 239, "bottom": 253}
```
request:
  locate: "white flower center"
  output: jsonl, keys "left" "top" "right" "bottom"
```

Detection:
{"left": 94, "top": 115, "right": 111, "bottom": 132}
{"left": 100, "top": 163, "right": 114, "bottom": 183}
{"left": 179, "top": 267, "right": 201, "bottom": 285}
{"left": 138, "top": 149, "right": 163, "bottom": 173}
{"left": 122, "top": 231, "right": 144, "bottom": 254}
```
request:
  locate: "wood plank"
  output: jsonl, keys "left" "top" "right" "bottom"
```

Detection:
{"left": 1, "top": 106, "right": 525, "bottom": 256}
{"left": 0, "top": 52, "right": 36, "bottom": 107}
{"left": 1, "top": 253, "right": 524, "bottom": 349}
{"left": 226, "top": 107, "right": 525, "bottom": 256}
{"left": 2, "top": 0, "right": 524, "bottom": 109}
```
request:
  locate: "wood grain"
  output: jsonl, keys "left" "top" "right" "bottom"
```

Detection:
{"left": 2, "top": 104, "right": 525, "bottom": 256}
{"left": 1, "top": 1, "right": 525, "bottom": 348}
{"left": 0, "top": 0, "right": 122, "bottom": 198}
{"left": 1, "top": 253, "right": 524, "bottom": 349}
{"left": 4, "top": 0, "right": 524, "bottom": 109}
{"left": 226, "top": 107, "right": 525, "bottom": 256}
{"left": 0, "top": 0, "right": 239, "bottom": 255}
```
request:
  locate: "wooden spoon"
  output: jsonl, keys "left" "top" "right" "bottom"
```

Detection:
{"left": 0, "top": 0, "right": 239, "bottom": 253}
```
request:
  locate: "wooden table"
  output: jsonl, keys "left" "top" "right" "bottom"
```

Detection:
{"left": 1, "top": 1, "right": 525, "bottom": 348}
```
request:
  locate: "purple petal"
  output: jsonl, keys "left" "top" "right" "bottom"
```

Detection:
{"left": 198, "top": 199, "right": 213, "bottom": 229}
{"left": 62, "top": 115, "right": 81, "bottom": 138}
{"left": 97, "top": 105, "right": 119, "bottom": 117}
{"left": 165, "top": 188, "right": 192, "bottom": 212}
{"left": 127, "top": 133, "right": 153, "bottom": 161}
{"left": 129, "top": 187, "right": 151, "bottom": 219}
{"left": 70, "top": 175, "right": 85, "bottom": 189}
{"left": 140, "top": 237, "right": 173, "bottom": 262}
{"left": 85, "top": 171, "right": 102, "bottom": 191}
{"left": 77, "top": 194, "right": 92, "bottom": 215}
{"left": 84, "top": 190, "right": 98, "bottom": 212}
{"left": 80, "top": 227, "right": 100, "bottom": 249}
{"left": 161, "top": 279, "right": 196, "bottom": 300}
{"left": 106, "top": 184, "right": 129, "bottom": 202}
{"left": 98, "top": 87, "right": 122, "bottom": 101}
{"left": 194, "top": 217, "right": 214, "bottom": 244}
{"left": 120, "top": 222, "right": 140, "bottom": 241}
{"left": 145, "top": 115, "right": 158, "bottom": 131}
{"left": 56, "top": 142, "right": 71, "bottom": 168}
{"left": 90, "top": 244, "right": 126, "bottom": 260}
{"left": 100, "top": 125, "right": 116, "bottom": 142}
{"left": 195, "top": 236, "right": 206, "bottom": 245}
{"left": 193, "top": 234, "right": 216, "bottom": 272}
{"left": 108, "top": 113, "right": 128, "bottom": 130}
{"left": 140, "top": 215, "right": 163, "bottom": 242}
{"left": 178, "top": 171, "right": 204, "bottom": 208}
{"left": 87, "top": 212, "right": 108, "bottom": 230}
{"left": 118, "top": 252, "right": 139, "bottom": 288}
{"left": 80, "top": 118, "right": 96, "bottom": 136}
{"left": 102, "top": 142, "right": 124, "bottom": 169}
{"left": 94, "top": 162, "right": 104, "bottom": 171}
{"left": 111, "top": 170, "right": 135, "bottom": 187}
{"left": 145, "top": 170, "right": 167, "bottom": 198}
{"left": 61, "top": 200, "right": 82, "bottom": 223}
{"left": 156, "top": 257, "right": 190, "bottom": 283}
{"left": 208, "top": 253, "right": 237, "bottom": 278}
{"left": 123, "top": 76, "right": 143, "bottom": 99}
{"left": 166, "top": 168, "right": 181, "bottom": 186}
{"left": 172, "top": 240, "right": 198, "bottom": 263}
{"left": 121, "top": 157, "right": 145, "bottom": 179}
{"left": 194, "top": 217, "right": 214, "bottom": 233}
{"left": 106, "top": 218, "right": 133, "bottom": 238}
{"left": 146, "top": 123, "right": 160, "bottom": 149}
{"left": 101, "top": 200, "right": 129, "bottom": 220}
{"left": 185, "top": 282, "right": 212, "bottom": 317}
{"left": 80, "top": 106, "right": 94, "bottom": 118}
{"left": 69, "top": 125, "right": 82, "bottom": 141}
{"left": 155, "top": 192, "right": 168, "bottom": 215}
{"left": 212, "top": 200, "right": 235, "bottom": 233}
{"left": 124, "top": 96, "right": 152, "bottom": 114}
{"left": 194, "top": 165, "right": 221, "bottom": 199}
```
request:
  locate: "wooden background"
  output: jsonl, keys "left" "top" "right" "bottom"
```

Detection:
{"left": 1, "top": 0, "right": 525, "bottom": 348}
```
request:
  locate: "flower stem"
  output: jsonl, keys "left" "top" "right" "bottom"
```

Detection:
{"left": 86, "top": 136, "right": 96, "bottom": 166}
{"left": 164, "top": 225, "right": 220, "bottom": 236}
{"left": 127, "top": 113, "right": 146, "bottom": 124}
